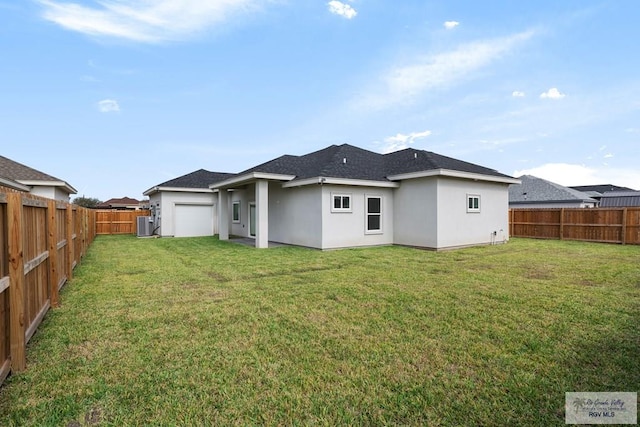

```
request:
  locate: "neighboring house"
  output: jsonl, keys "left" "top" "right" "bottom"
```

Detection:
{"left": 143, "top": 169, "right": 235, "bottom": 237}
{"left": 599, "top": 191, "right": 640, "bottom": 207}
{"left": 97, "top": 197, "right": 145, "bottom": 210}
{"left": 0, "top": 155, "right": 77, "bottom": 201}
{"left": 211, "top": 144, "right": 519, "bottom": 250}
{"left": 569, "top": 184, "right": 636, "bottom": 204}
{"left": 509, "top": 175, "right": 598, "bottom": 208}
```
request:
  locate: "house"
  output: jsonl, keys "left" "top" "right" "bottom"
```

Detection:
{"left": 509, "top": 175, "right": 598, "bottom": 209}
{"left": 599, "top": 191, "right": 640, "bottom": 207}
{"left": 97, "top": 197, "right": 146, "bottom": 210}
{"left": 143, "top": 169, "right": 235, "bottom": 237}
{"left": 569, "top": 184, "right": 636, "bottom": 204}
{"left": 210, "top": 144, "right": 519, "bottom": 250}
{"left": 0, "top": 155, "right": 77, "bottom": 201}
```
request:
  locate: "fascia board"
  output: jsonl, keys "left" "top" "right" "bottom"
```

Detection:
{"left": 283, "top": 176, "right": 400, "bottom": 188}
{"left": 18, "top": 180, "right": 78, "bottom": 194}
{"left": 210, "top": 172, "right": 296, "bottom": 189}
{"left": 144, "top": 186, "right": 214, "bottom": 196}
{"left": 0, "top": 177, "right": 30, "bottom": 191}
{"left": 387, "top": 169, "right": 521, "bottom": 185}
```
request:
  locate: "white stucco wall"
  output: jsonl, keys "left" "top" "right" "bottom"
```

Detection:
{"left": 150, "top": 191, "right": 217, "bottom": 237}
{"left": 269, "top": 184, "right": 323, "bottom": 248}
{"left": 436, "top": 177, "right": 510, "bottom": 249}
{"left": 320, "top": 185, "right": 394, "bottom": 249}
{"left": 29, "top": 186, "right": 71, "bottom": 202}
{"left": 393, "top": 177, "right": 438, "bottom": 248}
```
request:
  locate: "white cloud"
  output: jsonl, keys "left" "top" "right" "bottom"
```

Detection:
{"left": 512, "top": 90, "right": 525, "bottom": 97}
{"left": 603, "top": 153, "right": 614, "bottom": 159}
{"left": 444, "top": 21, "right": 459, "bottom": 30}
{"left": 378, "top": 130, "right": 432, "bottom": 153}
{"left": 540, "top": 87, "right": 565, "bottom": 99}
{"left": 513, "top": 163, "right": 640, "bottom": 189}
{"left": 327, "top": 1, "right": 357, "bottom": 19}
{"left": 97, "top": 99, "right": 120, "bottom": 113}
{"left": 353, "top": 30, "right": 535, "bottom": 110}
{"left": 38, "top": 0, "right": 268, "bottom": 43}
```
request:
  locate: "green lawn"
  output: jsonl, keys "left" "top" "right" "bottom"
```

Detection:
{"left": 1, "top": 236, "right": 638, "bottom": 426}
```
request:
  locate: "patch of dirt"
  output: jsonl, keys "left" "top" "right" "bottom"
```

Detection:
{"left": 206, "top": 271, "right": 230, "bottom": 282}
{"left": 85, "top": 407, "right": 102, "bottom": 425}
{"left": 525, "top": 268, "right": 555, "bottom": 280}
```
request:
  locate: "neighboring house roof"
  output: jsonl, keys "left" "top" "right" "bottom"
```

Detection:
{"left": 570, "top": 184, "right": 636, "bottom": 194}
{"left": 143, "top": 169, "right": 235, "bottom": 195}
{"left": 97, "top": 197, "right": 142, "bottom": 209}
{"left": 213, "top": 144, "right": 518, "bottom": 189}
{"left": 509, "top": 175, "right": 598, "bottom": 205}
{"left": 599, "top": 191, "right": 640, "bottom": 207}
{"left": 0, "top": 155, "right": 77, "bottom": 194}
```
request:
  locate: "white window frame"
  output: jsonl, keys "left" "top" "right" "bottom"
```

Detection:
{"left": 232, "top": 201, "right": 241, "bottom": 223}
{"left": 331, "top": 193, "right": 352, "bottom": 213}
{"left": 467, "top": 194, "right": 481, "bottom": 213}
{"left": 365, "top": 195, "right": 383, "bottom": 234}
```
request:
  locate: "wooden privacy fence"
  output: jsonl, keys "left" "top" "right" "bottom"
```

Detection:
{"left": 96, "top": 209, "right": 151, "bottom": 235}
{"left": 510, "top": 207, "right": 640, "bottom": 245}
{"left": 0, "top": 189, "right": 96, "bottom": 385}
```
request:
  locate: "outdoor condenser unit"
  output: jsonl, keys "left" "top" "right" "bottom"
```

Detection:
{"left": 136, "top": 216, "right": 154, "bottom": 237}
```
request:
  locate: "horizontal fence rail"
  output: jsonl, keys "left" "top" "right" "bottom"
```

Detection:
{"left": 96, "top": 210, "right": 151, "bottom": 235}
{"left": 509, "top": 207, "right": 640, "bottom": 245}
{"left": 0, "top": 188, "right": 96, "bottom": 385}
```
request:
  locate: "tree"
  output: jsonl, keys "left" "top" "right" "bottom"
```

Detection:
{"left": 72, "top": 196, "right": 102, "bottom": 208}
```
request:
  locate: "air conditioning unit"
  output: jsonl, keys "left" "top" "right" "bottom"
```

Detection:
{"left": 136, "top": 216, "right": 154, "bottom": 237}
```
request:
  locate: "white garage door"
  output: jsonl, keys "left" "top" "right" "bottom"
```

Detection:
{"left": 174, "top": 204, "right": 215, "bottom": 237}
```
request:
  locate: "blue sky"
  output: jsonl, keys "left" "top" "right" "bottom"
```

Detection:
{"left": 1, "top": 0, "right": 638, "bottom": 201}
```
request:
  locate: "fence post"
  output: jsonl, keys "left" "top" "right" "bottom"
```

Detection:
{"left": 621, "top": 208, "right": 627, "bottom": 245}
{"left": 7, "top": 193, "right": 26, "bottom": 372}
{"left": 66, "top": 204, "right": 74, "bottom": 281}
{"left": 47, "top": 200, "right": 59, "bottom": 308}
{"left": 559, "top": 208, "right": 565, "bottom": 240}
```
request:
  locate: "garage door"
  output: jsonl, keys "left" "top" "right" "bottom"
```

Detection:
{"left": 174, "top": 204, "right": 215, "bottom": 237}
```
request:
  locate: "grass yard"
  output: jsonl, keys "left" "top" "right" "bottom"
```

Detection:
{"left": 0, "top": 236, "right": 638, "bottom": 426}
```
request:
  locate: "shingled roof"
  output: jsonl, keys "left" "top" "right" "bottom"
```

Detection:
{"left": 509, "top": 175, "right": 597, "bottom": 204}
{"left": 234, "top": 144, "right": 513, "bottom": 183}
{"left": 144, "top": 169, "right": 235, "bottom": 195}
{"left": 0, "top": 155, "right": 64, "bottom": 181}
{"left": 570, "top": 184, "right": 636, "bottom": 194}
{"left": 0, "top": 155, "right": 76, "bottom": 193}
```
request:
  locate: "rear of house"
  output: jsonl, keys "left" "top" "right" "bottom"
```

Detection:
{"left": 213, "top": 144, "right": 518, "bottom": 250}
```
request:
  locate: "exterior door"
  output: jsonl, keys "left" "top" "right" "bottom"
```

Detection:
{"left": 249, "top": 203, "right": 256, "bottom": 237}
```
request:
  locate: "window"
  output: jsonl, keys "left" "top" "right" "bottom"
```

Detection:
{"left": 467, "top": 195, "right": 480, "bottom": 213}
{"left": 232, "top": 201, "right": 240, "bottom": 223}
{"left": 332, "top": 194, "right": 351, "bottom": 212}
{"left": 366, "top": 195, "right": 382, "bottom": 233}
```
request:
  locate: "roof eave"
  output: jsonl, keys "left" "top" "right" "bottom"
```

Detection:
{"left": 509, "top": 199, "right": 598, "bottom": 205}
{"left": 143, "top": 186, "right": 214, "bottom": 196}
{"left": 210, "top": 172, "right": 296, "bottom": 189}
{"left": 17, "top": 179, "right": 77, "bottom": 194}
{"left": 387, "top": 169, "right": 520, "bottom": 184}
{"left": 0, "top": 177, "right": 30, "bottom": 191}
{"left": 283, "top": 176, "right": 400, "bottom": 188}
